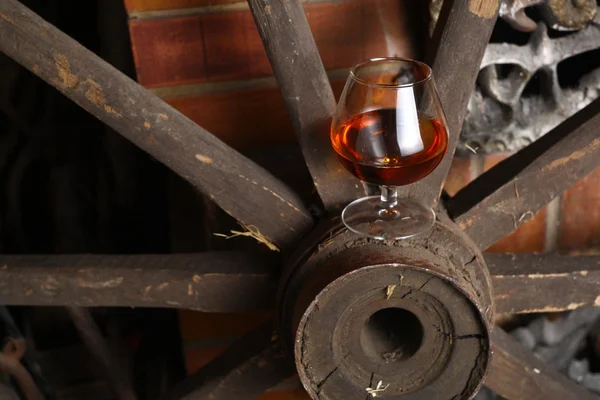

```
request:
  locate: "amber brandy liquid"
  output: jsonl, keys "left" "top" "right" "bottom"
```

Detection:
{"left": 332, "top": 108, "right": 448, "bottom": 186}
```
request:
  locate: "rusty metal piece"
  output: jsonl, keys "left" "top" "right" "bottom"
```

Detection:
{"left": 500, "top": 0, "right": 545, "bottom": 32}
{"left": 279, "top": 216, "right": 493, "bottom": 399}
{"left": 461, "top": 14, "right": 600, "bottom": 153}
{"left": 0, "top": 339, "right": 44, "bottom": 400}
{"left": 540, "top": 0, "right": 598, "bottom": 31}
{"left": 67, "top": 307, "right": 136, "bottom": 400}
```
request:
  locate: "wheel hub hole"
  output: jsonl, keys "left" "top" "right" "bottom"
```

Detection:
{"left": 360, "top": 308, "right": 423, "bottom": 363}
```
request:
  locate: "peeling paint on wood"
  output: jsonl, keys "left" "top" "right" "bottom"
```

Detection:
{"left": 195, "top": 154, "right": 213, "bottom": 164}
{"left": 84, "top": 78, "right": 105, "bottom": 105}
{"left": 53, "top": 53, "right": 79, "bottom": 89}
{"left": 78, "top": 277, "right": 124, "bottom": 289}
{"left": 0, "top": 13, "right": 14, "bottom": 23}
{"left": 525, "top": 272, "right": 570, "bottom": 279}
{"left": 468, "top": 0, "right": 499, "bottom": 18}
{"left": 543, "top": 136, "right": 600, "bottom": 172}
{"left": 488, "top": 253, "right": 600, "bottom": 314}
{"left": 103, "top": 104, "right": 122, "bottom": 117}
{"left": 517, "top": 303, "right": 586, "bottom": 314}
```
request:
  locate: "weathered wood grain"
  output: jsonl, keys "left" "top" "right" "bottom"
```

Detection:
{"left": 487, "top": 328, "right": 599, "bottom": 400}
{"left": 488, "top": 253, "right": 600, "bottom": 314}
{"left": 248, "top": 0, "right": 364, "bottom": 212}
{"left": 0, "top": 253, "right": 274, "bottom": 312}
{"left": 0, "top": 0, "right": 313, "bottom": 250}
{"left": 448, "top": 97, "right": 600, "bottom": 250}
{"left": 162, "top": 320, "right": 294, "bottom": 400}
{"left": 398, "top": 0, "right": 499, "bottom": 207}
{"left": 283, "top": 214, "right": 494, "bottom": 400}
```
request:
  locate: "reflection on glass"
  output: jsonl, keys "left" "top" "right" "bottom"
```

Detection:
{"left": 331, "top": 58, "right": 449, "bottom": 240}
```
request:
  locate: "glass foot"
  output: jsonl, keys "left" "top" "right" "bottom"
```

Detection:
{"left": 341, "top": 196, "right": 435, "bottom": 240}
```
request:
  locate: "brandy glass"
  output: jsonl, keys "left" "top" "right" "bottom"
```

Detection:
{"left": 331, "top": 58, "right": 449, "bottom": 240}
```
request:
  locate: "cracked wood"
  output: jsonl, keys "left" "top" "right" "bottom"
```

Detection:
{"left": 449, "top": 97, "right": 600, "bottom": 250}
{"left": 487, "top": 328, "right": 599, "bottom": 400}
{"left": 398, "top": 0, "right": 498, "bottom": 207}
{"left": 247, "top": 0, "right": 364, "bottom": 211}
{"left": 0, "top": 253, "right": 274, "bottom": 312}
{"left": 290, "top": 216, "right": 492, "bottom": 400}
{"left": 0, "top": 0, "right": 313, "bottom": 250}
{"left": 488, "top": 253, "right": 600, "bottom": 314}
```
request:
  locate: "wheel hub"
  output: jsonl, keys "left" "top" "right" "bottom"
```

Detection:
{"left": 279, "top": 215, "right": 494, "bottom": 399}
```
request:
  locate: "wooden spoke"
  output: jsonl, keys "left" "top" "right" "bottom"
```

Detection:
{"left": 0, "top": 0, "right": 313, "bottom": 250}
{"left": 398, "top": 0, "right": 499, "bottom": 207}
{"left": 247, "top": 0, "right": 363, "bottom": 212}
{"left": 448, "top": 97, "right": 600, "bottom": 250}
{"left": 0, "top": 253, "right": 275, "bottom": 312}
{"left": 163, "top": 320, "right": 294, "bottom": 400}
{"left": 488, "top": 253, "right": 600, "bottom": 314}
{"left": 486, "top": 328, "right": 599, "bottom": 400}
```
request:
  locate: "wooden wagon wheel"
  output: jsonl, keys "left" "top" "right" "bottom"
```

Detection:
{"left": 1, "top": 0, "right": 600, "bottom": 399}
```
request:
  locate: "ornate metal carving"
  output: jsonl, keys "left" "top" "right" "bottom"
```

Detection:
{"left": 458, "top": 5, "right": 600, "bottom": 154}
{"left": 427, "top": 0, "right": 600, "bottom": 154}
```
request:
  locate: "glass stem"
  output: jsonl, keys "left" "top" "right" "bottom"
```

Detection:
{"left": 379, "top": 186, "right": 399, "bottom": 211}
